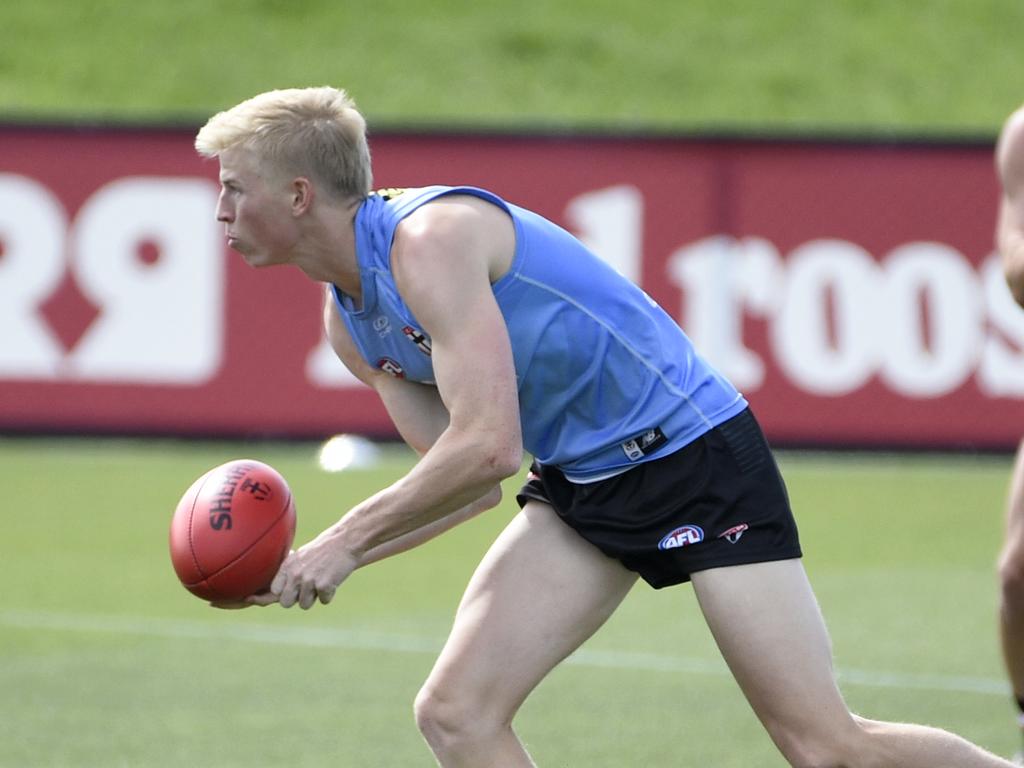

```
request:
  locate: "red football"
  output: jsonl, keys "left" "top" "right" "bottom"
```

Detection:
{"left": 169, "top": 459, "right": 296, "bottom": 601}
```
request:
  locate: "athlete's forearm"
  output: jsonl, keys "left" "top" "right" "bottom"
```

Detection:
{"left": 258, "top": 431, "right": 516, "bottom": 611}
{"left": 356, "top": 485, "right": 503, "bottom": 566}
{"left": 327, "top": 424, "right": 521, "bottom": 565}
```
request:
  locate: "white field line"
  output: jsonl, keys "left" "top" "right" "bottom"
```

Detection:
{"left": 0, "top": 609, "right": 1008, "bottom": 697}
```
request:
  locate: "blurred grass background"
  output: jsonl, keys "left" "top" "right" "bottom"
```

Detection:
{"left": 0, "top": 0, "right": 1020, "bottom": 136}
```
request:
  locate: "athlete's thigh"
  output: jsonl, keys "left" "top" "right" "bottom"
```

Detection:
{"left": 691, "top": 559, "right": 857, "bottom": 745}
{"left": 422, "top": 500, "right": 639, "bottom": 714}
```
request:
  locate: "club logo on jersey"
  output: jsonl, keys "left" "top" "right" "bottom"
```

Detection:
{"left": 658, "top": 525, "right": 704, "bottom": 551}
{"left": 621, "top": 427, "right": 667, "bottom": 461}
{"left": 377, "top": 357, "right": 405, "bottom": 378}
{"left": 372, "top": 187, "right": 408, "bottom": 201}
{"left": 373, "top": 315, "right": 392, "bottom": 337}
{"left": 403, "top": 326, "right": 432, "bottom": 356}
{"left": 717, "top": 523, "right": 749, "bottom": 544}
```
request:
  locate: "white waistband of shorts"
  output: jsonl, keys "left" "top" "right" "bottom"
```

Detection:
{"left": 560, "top": 464, "right": 633, "bottom": 484}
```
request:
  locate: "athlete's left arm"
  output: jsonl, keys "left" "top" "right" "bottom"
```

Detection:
{"left": 997, "top": 107, "right": 1024, "bottom": 307}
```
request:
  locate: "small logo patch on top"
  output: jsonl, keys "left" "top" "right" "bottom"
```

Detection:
{"left": 621, "top": 427, "right": 667, "bottom": 461}
{"left": 658, "top": 525, "right": 704, "bottom": 551}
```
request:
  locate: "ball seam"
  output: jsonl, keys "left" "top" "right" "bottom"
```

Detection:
{"left": 186, "top": 472, "right": 214, "bottom": 582}
{"left": 187, "top": 491, "right": 295, "bottom": 598}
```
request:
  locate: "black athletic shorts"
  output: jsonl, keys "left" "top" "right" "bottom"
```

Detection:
{"left": 516, "top": 408, "right": 802, "bottom": 589}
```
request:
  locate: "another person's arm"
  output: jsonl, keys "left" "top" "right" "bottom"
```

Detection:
{"left": 997, "top": 107, "right": 1024, "bottom": 307}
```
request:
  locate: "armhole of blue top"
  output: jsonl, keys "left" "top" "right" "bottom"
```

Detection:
{"left": 330, "top": 284, "right": 375, "bottom": 366}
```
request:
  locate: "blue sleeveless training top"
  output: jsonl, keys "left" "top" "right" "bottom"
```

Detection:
{"left": 332, "top": 186, "right": 747, "bottom": 482}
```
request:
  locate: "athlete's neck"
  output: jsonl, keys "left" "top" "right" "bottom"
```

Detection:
{"left": 292, "top": 198, "right": 362, "bottom": 297}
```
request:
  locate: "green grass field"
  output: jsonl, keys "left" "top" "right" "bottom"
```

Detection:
{"left": 0, "top": 437, "right": 1015, "bottom": 766}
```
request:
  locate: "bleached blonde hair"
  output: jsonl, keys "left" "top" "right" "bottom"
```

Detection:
{"left": 195, "top": 86, "right": 372, "bottom": 199}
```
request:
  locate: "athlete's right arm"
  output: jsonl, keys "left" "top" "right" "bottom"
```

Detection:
{"left": 321, "top": 290, "right": 503, "bottom": 564}
{"left": 997, "top": 106, "right": 1024, "bottom": 308}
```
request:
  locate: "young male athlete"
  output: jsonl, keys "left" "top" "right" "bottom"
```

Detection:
{"left": 996, "top": 104, "right": 1024, "bottom": 762}
{"left": 196, "top": 86, "right": 1015, "bottom": 767}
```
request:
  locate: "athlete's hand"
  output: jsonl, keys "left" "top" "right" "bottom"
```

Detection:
{"left": 208, "top": 590, "right": 278, "bottom": 610}
{"left": 270, "top": 529, "right": 360, "bottom": 610}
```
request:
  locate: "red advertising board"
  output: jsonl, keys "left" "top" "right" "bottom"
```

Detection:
{"left": 0, "top": 125, "right": 1018, "bottom": 448}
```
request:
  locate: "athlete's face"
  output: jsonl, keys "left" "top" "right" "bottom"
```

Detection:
{"left": 215, "top": 146, "right": 298, "bottom": 268}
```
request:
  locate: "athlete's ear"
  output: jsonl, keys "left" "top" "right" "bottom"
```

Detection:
{"left": 291, "top": 177, "right": 314, "bottom": 216}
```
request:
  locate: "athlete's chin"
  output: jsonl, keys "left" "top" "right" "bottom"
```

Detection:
{"left": 227, "top": 239, "right": 286, "bottom": 268}
{"left": 237, "top": 249, "right": 276, "bottom": 268}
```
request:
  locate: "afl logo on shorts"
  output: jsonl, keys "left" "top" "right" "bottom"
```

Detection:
{"left": 658, "top": 525, "right": 704, "bottom": 551}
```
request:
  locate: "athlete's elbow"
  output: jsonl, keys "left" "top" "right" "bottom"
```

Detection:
{"left": 481, "top": 442, "right": 522, "bottom": 483}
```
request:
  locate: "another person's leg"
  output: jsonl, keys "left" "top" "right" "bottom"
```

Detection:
{"left": 999, "top": 438, "right": 1024, "bottom": 755}
{"left": 414, "top": 500, "right": 638, "bottom": 768}
{"left": 693, "top": 558, "right": 1014, "bottom": 767}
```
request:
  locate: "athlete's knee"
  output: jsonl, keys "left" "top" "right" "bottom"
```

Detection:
{"left": 413, "top": 680, "right": 509, "bottom": 754}
{"left": 413, "top": 683, "right": 461, "bottom": 748}
{"left": 822, "top": 716, "right": 907, "bottom": 768}
{"left": 772, "top": 734, "right": 857, "bottom": 768}
{"left": 769, "top": 715, "right": 889, "bottom": 768}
